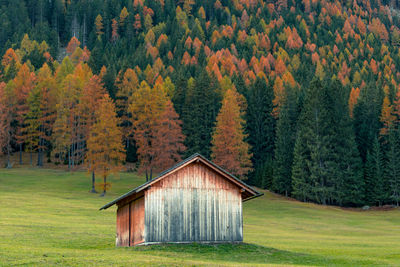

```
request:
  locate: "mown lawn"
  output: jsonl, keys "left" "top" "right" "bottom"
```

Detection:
{"left": 0, "top": 167, "right": 399, "bottom": 266}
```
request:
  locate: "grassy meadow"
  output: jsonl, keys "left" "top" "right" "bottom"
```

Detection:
{"left": 0, "top": 166, "right": 400, "bottom": 266}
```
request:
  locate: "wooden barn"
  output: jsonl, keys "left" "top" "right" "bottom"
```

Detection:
{"left": 100, "top": 153, "right": 262, "bottom": 246}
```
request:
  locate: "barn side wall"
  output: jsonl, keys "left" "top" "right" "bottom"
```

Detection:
{"left": 130, "top": 196, "right": 145, "bottom": 245}
{"left": 144, "top": 162, "right": 243, "bottom": 243}
{"left": 116, "top": 204, "right": 130, "bottom": 246}
{"left": 116, "top": 195, "right": 145, "bottom": 247}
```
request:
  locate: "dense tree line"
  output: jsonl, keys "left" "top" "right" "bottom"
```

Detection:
{"left": 1, "top": 0, "right": 400, "bottom": 205}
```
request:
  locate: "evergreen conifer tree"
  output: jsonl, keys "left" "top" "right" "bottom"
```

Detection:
{"left": 291, "top": 79, "right": 335, "bottom": 204}
{"left": 385, "top": 128, "right": 400, "bottom": 206}
{"left": 330, "top": 80, "right": 364, "bottom": 206}
{"left": 364, "top": 137, "right": 385, "bottom": 206}
{"left": 246, "top": 77, "right": 275, "bottom": 187}
{"left": 292, "top": 79, "right": 364, "bottom": 206}
{"left": 273, "top": 85, "right": 299, "bottom": 196}
{"left": 182, "top": 71, "right": 221, "bottom": 157}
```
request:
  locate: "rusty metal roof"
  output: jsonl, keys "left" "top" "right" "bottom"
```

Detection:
{"left": 100, "top": 153, "right": 263, "bottom": 210}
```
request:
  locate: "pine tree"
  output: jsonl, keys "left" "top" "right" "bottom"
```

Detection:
{"left": 182, "top": 71, "right": 221, "bottom": 157}
{"left": 330, "top": 80, "right": 364, "bottom": 206}
{"left": 353, "top": 83, "right": 383, "bottom": 162}
{"left": 211, "top": 87, "right": 252, "bottom": 179}
{"left": 291, "top": 79, "right": 336, "bottom": 205}
{"left": 292, "top": 80, "right": 364, "bottom": 206}
{"left": 385, "top": 128, "right": 400, "bottom": 206}
{"left": 273, "top": 86, "right": 299, "bottom": 196}
{"left": 86, "top": 94, "right": 125, "bottom": 196}
{"left": 364, "top": 137, "right": 386, "bottom": 206}
{"left": 246, "top": 77, "right": 275, "bottom": 187}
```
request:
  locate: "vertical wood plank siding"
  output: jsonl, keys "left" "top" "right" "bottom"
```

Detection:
{"left": 145, "top": 162, "right": 243, "bottom": 243}
{"left": 116, "top": 196, "right": 145, "bottom": 246}
{"left": 130, "top": 196, "right": 145, "bottom": 245}
{"left": 116, "top": 204, "right": 130, "bottom": 246}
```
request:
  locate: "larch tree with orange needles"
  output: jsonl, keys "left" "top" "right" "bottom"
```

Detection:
{"left": 349, "top": 87, "right": 360, "bottom": 118}
{"left": 79, "top": 75, "right": 106, "bottom": 190}
{"left": 380, "top": 95, "right": 395, "bottom": 136}
{"left": 115, "top": 68, "right": 139, "bottom": 151}
{"left": 66, "top": 36, "right": 81, "bottom": 54}
{"left": 13, "top": 63, "right": 36, "bottom": 164}
{"left": 211, "top": 87, "right": 252, "bottom": 179}
{"left": 86, "top": 94, "right": 125, "bottom": 196}
{"left": 31, "top": 63, "right": 58, "bottom": 166}
{"left": 152, "top": 99, "right": 186, "bottom": 172}
{"left": 0, "top": 82, "right": 13, "bottom": 168}
{"left": 129, "top": 81, "right": 167, "bottom": 180}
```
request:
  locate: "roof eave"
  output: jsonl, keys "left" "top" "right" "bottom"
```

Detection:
{"left": 100, "top": 153, "right": 262, "bottom": 210}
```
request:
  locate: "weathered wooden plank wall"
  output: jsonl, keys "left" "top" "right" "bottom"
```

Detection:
{"left": 130, "top": 196, "right": 145, "bottom": 245}
{"left": 116, "top": 204, "right": 129, "bottom": 246}
{"left": 145, "top": 162, "right": 243, "bottom": 243}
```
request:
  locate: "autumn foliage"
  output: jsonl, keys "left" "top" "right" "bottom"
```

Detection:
{"left": 86, "top": 94, "right": 125, "bottom": 195}
{"left": 152, "top": 99, "right": 186, "bottom": 172}
{"left": 211, "top": 88, "right": 252, "bottom": 179}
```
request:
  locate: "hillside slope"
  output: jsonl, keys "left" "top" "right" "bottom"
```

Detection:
{"left": 0, "top": 168, "right": 399, "bottom": 266}
{"left": 3, "top": 0, "right": 400, "bottom": 207}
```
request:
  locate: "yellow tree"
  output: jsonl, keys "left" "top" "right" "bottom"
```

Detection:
{"left": 183, "top": 0, "right": 195, "bottom": 14}
{"left": 348, "top": 87, "right": 360, "bottom": 118}
{"left": 380, "top": 95, "right": 395, "bottom": 135}
{"left": 34, "top": 63, "right": 58, "bottom": 166}
{"left": 115, "top": 68, "right": 139, "bottom": 149}
{"left": 77, "top": 75, "right": 106, "bottom": 189}
{"left": 95, "top": 15, "right": 104, "bottom": 38}
{"left": 86, "top": 94, "right": 125, "bottom": 195}
{"left": 129, "top": 81, "right": 167, "bottom": 180}
{"left": 2, "top": 48, "right": 20, "bottom": 81}
{"left": 52, "top": 63, "right": 92, "bottom": 168}
{"left": 13, "top": 63, "right": 36, "bottom": 164}
{"left": 119, "top": 7, "right": 129, "bottom": 28}
{"left": 211, "top": 87, "right": 252, "bottom": 179}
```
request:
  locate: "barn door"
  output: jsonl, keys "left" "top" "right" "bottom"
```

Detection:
{"left": 116, "top": 204, "right": 130, "bottom": 246}
{"left": 130, "top": 196, "right": 145, "bottom": 245}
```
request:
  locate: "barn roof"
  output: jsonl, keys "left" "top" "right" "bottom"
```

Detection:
{"left": 100, "top": 153, "right": 263, "bottom": 210}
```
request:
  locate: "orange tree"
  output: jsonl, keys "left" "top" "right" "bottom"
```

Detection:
{"left": 211, "top": 87, "right": 252, "bottom": 179}
{"left": 86, "top": 94, "right": 125, "bottom": 195}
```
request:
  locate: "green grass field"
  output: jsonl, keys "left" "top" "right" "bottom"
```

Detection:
{"left": 0, "top": 167, "right": 399, "bottom": 266}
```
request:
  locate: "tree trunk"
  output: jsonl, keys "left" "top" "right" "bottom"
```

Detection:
{"left": 37, "top": 146, "right": 41, "bottom": 166}
{"left": 19, "top": 143, "right": 22, "bottom": 164}
{"left": 150, "top": 168, "right": 153, "bottom": 180}
{"left": 6, "top": 147, "right": 11, "bottom": 169}
{"left": 100, "top": 175, "right": 106, "bottom": 197}
{"left": 30, "top": 151, "right": 32, "bottom": 166}
{"left": 146, "top": 169, "right": 148, "bottom": 182}
{"left": 90, "top": 171, "right": 97, "bottom": 193}
{"left": 68, "top": 148, "right": 71, "bottom": 171}
{"left": 37, "top": 138, "right": 43, "bottom": 167}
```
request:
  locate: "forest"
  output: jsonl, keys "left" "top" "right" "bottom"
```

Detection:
{"left": 1, "top": 0, "right": 400, "bottom": 207}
